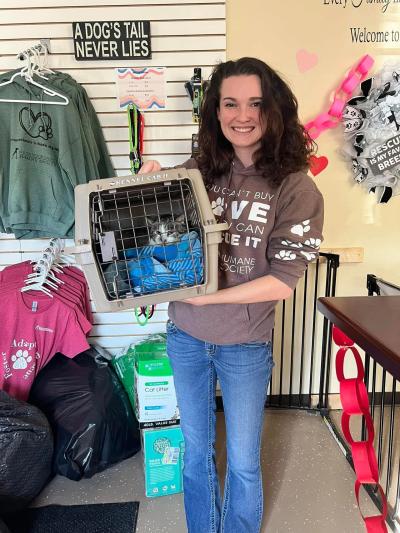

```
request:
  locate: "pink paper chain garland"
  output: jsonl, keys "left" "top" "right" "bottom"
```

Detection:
{"left": 305, "top": 55, "right": 374, "bottom": 140}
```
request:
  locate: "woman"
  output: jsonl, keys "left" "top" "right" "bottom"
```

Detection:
{"left": 140, "top": 57, "right": 324, "bottom": 533}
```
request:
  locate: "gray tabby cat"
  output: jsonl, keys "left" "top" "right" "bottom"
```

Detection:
{"left": 145, "top": 214, "right": 186, "bottom": 245}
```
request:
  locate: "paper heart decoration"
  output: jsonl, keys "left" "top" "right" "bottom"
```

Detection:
{"left": 309, "top": 155, "right": 328, "bottom": 176}
{"left": 296, "top": 49, "right": 318, "bottom": 73}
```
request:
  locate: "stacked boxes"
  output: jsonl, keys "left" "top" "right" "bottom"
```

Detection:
{"left": 134, "top": 338, "right": 180, "bottom": 429}
{"left": 113, "top": 334, "right": 184, "bottom": 497}
{"left": 141, "top": 425, "right": 185, "bottom": 497}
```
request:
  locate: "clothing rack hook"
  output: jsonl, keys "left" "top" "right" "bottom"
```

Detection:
{"left": 17, "top": 40, "right": 51, "bottom": 61}
{"left": 40, "top": 39, "right": 51, "bottom": 55}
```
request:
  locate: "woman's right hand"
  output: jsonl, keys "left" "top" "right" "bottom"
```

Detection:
{"left": 139, "top": 160, "right": 162, "bottom": 174}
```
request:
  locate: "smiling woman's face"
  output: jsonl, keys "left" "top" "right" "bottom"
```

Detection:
{"left": 217, "top": 74, "right": 265, "bottom": 166}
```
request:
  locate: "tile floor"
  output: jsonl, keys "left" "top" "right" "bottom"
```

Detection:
{"left": 33, "top": 409, "right": 385, "bottom": 533}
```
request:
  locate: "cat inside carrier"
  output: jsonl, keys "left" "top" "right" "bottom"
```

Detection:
{"left": 73, "top": 168, "right": 228, "bottom": 312}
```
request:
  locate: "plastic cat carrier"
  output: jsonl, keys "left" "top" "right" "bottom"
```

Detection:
{"left": 73, "top": 168, "right": 228, "bottom": 312}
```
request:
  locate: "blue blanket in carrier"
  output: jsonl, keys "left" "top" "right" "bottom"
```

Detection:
{"left": 124, "top": 231, "right": 203, "bottom": 294}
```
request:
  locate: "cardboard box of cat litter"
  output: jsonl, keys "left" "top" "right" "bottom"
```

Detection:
{"left": 142, "top": 426, "right": 185, "bottom": 497}
{"left": 134, "top": 334, "right": 180, "bottom": 428}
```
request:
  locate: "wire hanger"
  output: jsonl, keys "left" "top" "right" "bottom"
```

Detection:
{"left": 0, "top": 46, "right": 69, "bottom": 105}
{"left": 30, "top": 46, "right": 48, "bottom": 80}
{"left": 37, "top": 42, "right": 55, "bottom": 76}
{"left": 21, "top": 238, "right": 74, "bottom": 296}
{"left": 29, "top": 43, "right": 54, "bottom": 79}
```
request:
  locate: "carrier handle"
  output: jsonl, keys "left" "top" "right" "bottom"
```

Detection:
{"left": 203, "top": 221, "right": 229, "bottom": 234}
{"left": 64, "top": 244, "right": 91, "bottom": 255}
{"left": 203, "top": 222, "right": 228, "bottom": 245}
{"left": 65, "top": 244, "right": 94, "bottom": 265}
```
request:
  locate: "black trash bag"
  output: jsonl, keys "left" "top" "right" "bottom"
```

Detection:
{"left": 0, "top": 391, "right": 53, "bottom": 513}
{"left": 29, "top": 346, "right": 141, "bottom": 481}
{"left": 0, "top": 517, "right": 10, "bottom": 533}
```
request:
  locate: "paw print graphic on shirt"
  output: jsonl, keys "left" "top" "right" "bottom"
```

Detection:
{"left": 305, "top": 238, "right": 321, "bottom": 249}
{"left": 211, "top": 197, "right": 225, "bottom": 216}
{"left": 291, "top": 220, "right": 311, "bottom": 237}
{"left": 282, "top": 239, "right": 303, "bottom": 249}
{"left": 301, "top": 250, "right": 317, "bottom": 261}
{"left": 275, "top": 250, "right": 296, "bottom": 261}
{"left": 11, "top": 349, "right": 32, "bottom": 370}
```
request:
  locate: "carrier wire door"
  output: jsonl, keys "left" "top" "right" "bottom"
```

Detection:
{"left": 74, "top": 168, "right": 227, "bottom": 312}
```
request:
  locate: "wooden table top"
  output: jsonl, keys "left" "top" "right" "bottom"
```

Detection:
{"left": 317, "top": 296, "right": 400, "bottom": 381}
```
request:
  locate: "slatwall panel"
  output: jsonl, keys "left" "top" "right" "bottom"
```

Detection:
{"left": 0, "top": 1, "right": 226, "bottom": 353}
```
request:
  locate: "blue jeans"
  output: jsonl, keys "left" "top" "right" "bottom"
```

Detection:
{"left": 166, "top": 320, "right": 274, "bottom": 533}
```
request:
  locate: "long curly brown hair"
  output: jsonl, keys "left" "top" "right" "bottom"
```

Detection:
{"left": 196, "top": 57, "right": 315, "bottom": 187}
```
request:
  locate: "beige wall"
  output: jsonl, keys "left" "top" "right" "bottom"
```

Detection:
{"left": 227, "top": 0, "right": 400, "bottom": 295}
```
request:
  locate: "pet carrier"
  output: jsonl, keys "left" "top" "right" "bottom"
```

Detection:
{"left": 73, "top": 168, "right": 228, "bottom": 312}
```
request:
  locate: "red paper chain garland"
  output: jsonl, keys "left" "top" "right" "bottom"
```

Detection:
{"left": 333, "top": 325, "right": 388, "bottom": 532}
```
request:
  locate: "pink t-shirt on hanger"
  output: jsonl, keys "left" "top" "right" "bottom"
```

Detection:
{"left": 0, "top": 262, "right": 93, "bottom": 323}
{"left": 0, "top": 290, "right": 90, "bottom": 401}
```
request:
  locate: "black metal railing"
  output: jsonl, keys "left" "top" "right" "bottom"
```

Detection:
{"left": 217, "top": 252, "right": 399, "bottom": 526}
{"left": 365, "top": 274, "right": 399, "bottom": 528}
{"left": 265, "top": 260, "right": 399, "bottom": 529}
{"left": 267, "top": 252, "right": 339, "bottom": 409}
{"left": 320, "top": 274, "right": 400, "bottom": 531}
